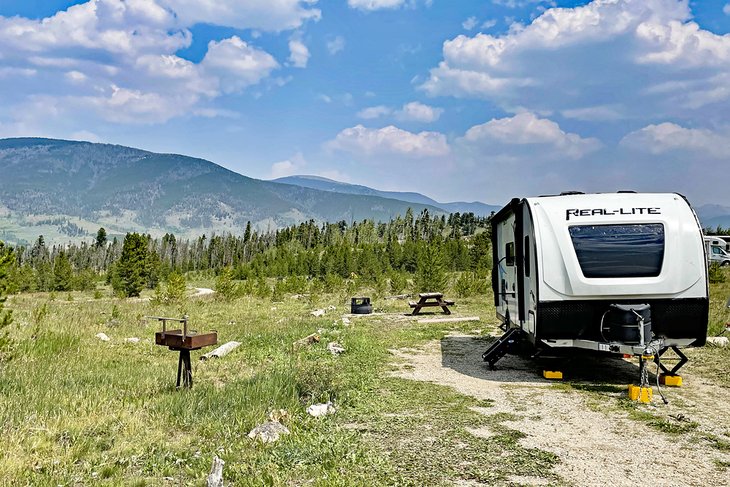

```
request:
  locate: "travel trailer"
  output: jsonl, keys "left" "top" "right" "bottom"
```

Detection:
{"left": 704, "top": 236, "right": 730, "bottom": 266}
{"left": 483, "top": 192, "right": 708, "bottom": 378}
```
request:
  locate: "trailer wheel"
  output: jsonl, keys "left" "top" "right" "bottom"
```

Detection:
{"left": 722, "top": 261, "right": 730, "bottom": 267}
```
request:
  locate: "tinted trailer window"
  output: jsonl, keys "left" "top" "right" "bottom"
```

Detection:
{"left": 569, "top": 224, "right": 665, "bottom": 278}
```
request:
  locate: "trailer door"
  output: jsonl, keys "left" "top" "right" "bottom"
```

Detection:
{"left": 521, "top": 203, "right": 537, "bottom": 338}
{"left": 495, "top": 214, "right": 518, "bottom": 325}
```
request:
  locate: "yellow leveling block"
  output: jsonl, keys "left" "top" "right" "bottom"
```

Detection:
{"left": 628, "top": 384, "right": 653, "bottom": 403}
{"left": 659, "top": 374, "right": 683, "bottom": 387}
{"left": 543, "top": 370, "right": 563, "bottom": 380}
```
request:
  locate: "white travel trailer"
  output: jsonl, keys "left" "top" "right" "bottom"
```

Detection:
{"left": 484, "top": 192, "right": 708, "bottom": 376}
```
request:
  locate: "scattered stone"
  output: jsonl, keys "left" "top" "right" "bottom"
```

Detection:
{"left": 247, "top": 421, "right": 290, "bottom": 443}
{"left": 293, "top": 333, "right": 320, "bottom": 349}
{"left": 327, "top": 305, "right": 336, "bottom": 311}
{"left": 200, "top": 341, "right": 242, "bottom": 361}
{"left": 706, "top": 336, "right": 729, "bottom": 347}
{"left": 307, "top": 402, "right": 336, "bottom": 417}
{"left": 95, "top": 332, "right": 110, "bottom": 342}
{"left": 206, "top": 456, "right": 225, "bottom": 487}
{"left": 311, "top": 309, "right": 326, "bottom": 317}
{"left": 341, "top": 316, "right": 351, "bottom": 325}
{"left": 124, "top": 337, "right": 140, "bottom": 343}
{"left": 327, "top": 342, "right": 346, "bottom": 355}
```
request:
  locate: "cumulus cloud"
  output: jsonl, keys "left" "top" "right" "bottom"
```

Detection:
{"left": 395, "top": 102, "right": 443, "bottom": 123}
{"left": 270, "top": 152, "right": 307, "bottom": 178}
{"left": 724, "top": 3, "right": 730, "bottom": 15}
{"left": 620, "top": 122, "right": 730, "bottom": 158}
{"left": 348, "top": 0, "right": 406, "bottom": 11}
{"left": 326, "top": 36, "right": 346, "bottom": 55}
{"left": 422, "top": 0, "right": 730, "bottom": 125}
{"left": 357, "top": 105, "right": 392, "bottom": 119}
{"left": 460, "top": 112, "right": 601, "bottom": 159}
{"left": 462, "top": 17, "right": 478, "bottom": 30}
{"left": 326, "top": 125, "right": 450, "bottom": 157}
{"left": 161, "top": 0, "right": 320, "bottom": 31}
{"left": 0, "top": 0, "right": 313, "bottom": 130}
{"left": 288, "top": 39, "right": 310, "bottom": 68}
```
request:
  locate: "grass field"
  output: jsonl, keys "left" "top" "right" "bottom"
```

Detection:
{"left": 0, "top": 271, "right": 728, "bottom": 485}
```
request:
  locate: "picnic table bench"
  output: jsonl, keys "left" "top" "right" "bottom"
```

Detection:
{"left": 409, "top": 292, "right": 455, "bottom": 315}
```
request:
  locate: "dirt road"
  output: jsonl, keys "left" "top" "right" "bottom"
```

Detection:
{"left": 390, "top": 333, "right": 730, "bottom": 487}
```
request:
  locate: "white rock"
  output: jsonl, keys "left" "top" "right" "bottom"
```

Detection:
{"left": 706, "top": 336, "right": 729, "bottom": 347}
{"left": 327, "top": 342, "right": 345, "bottom": 355}
{"left": 311, "top": 309, "right": 326, "bottom": 317}
{"left": 95, "top": 332, "right": 110, "bottom": 342}
{"left": 307, "top": 402, "right": 336, "bottom": 417}
{"left": 206, "top": 456, "right": 225, "bottom": 487}
{"left": 124, "top": 337, "right": 140, "bottom": 343}
{"left": 247, "top": 421, "right": 290, "bottom": 443}
{"left": 342, "top": 317, "right": 351, "bottom": 325}
{"left": 327, "top": 305, "right": 336, "bottom": 310}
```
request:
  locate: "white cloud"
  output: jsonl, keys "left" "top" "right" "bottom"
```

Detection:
{"left": 724, "top": 3, "right": 730, "bottom": 15}
{"left": 0, "top": 0, "right": 312, "bottom": 130}
{"left": 492, "top": 0, "right": 556, "bottom": 9}
{"left": 70, "top": 130, "right": 102, "bottom": 143}
{"left": 326, "top": 125, "right": 450, "bottom": 157}
{"left": 348, "top": 0, "right": 406, "bottom": 11}
{"left": 202, "top": 36, "right": 279, "bottom": 94}
{"left": 560, "top": 105, "right": 623, "bottom": 121}
{"left": 481, "top": 19, "right": 497, "bottom": 30}
{"left": 288, "top": 39, "right": 310, "bottom": 68}
{"left": 462, "top": 17, "right": 478, "bottom": 30}
{"left": 421, "top": 0, "right": 730, "bottom": 124}
{"left": 357, "top": 105, "right": 392, "bottom": 119}
{"left": 461, "top": 112, "right": 601, "bottom": 159}
{"left": 620, "top": 122, "right": 730, "bottom": 158}
{"left": 270, "top": 152, "right": 307, "bottom": 179}
{"left": 326, "top": 36, "right": 346, "bottom": 55}
{"left": 161, "top": 0, "right": 321, "bottom": 31}
{"left": 395, "top": 101, "right": 443, "bottom": 123}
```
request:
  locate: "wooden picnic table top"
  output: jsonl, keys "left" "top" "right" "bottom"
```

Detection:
{"left": 418, "top": 292, "right": 444, "bottom": 299}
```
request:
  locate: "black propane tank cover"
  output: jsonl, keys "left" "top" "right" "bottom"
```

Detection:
{"left": 351, "top": 297, "right": 373, "bottom": 314}
{"left": 605, "top": 303, "right": 652, "bottom": 344}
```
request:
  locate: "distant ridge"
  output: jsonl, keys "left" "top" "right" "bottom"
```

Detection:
{"left": 0, "top": 138, "right": 445, "bottom": 244}
{"left": 274, "top": 175, "right": 501, "bottom": 217}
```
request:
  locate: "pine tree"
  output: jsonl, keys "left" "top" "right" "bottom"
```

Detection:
{"left": 95, "top": 227, "right": 107, "bottom": 248}
{"left": 114, "top": 233, "right": 148, "bottom": 297}
{"left": 53, "top": 251, "right": 73, "bottom": 291}
{"left": 414, "top": 243, "right": 447, "bottom": 293}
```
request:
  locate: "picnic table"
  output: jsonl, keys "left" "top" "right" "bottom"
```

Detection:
{"left": 409, "top": 292, "right": 455, "bottom": 315}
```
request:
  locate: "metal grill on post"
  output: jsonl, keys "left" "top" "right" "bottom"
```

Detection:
{"left": 150, "top": 315, "right": 218, "bottom": 388}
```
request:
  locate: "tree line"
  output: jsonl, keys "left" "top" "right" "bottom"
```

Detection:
{"left": 0, "top": 209, "right": 493, "bottom": 297}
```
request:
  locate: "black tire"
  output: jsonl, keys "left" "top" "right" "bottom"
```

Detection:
{"left": 722, "top": 261, "right": 730, "bottom": 267}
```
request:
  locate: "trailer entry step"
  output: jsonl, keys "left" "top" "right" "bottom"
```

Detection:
{"left": 482, "top": 328, "right": 525, "bottom": 370}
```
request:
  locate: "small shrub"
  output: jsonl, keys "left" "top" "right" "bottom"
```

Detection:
{"left": 215, "top": 267, "right": 239, "bottom": 301}
{"left": 708, "top": 262, "right": 726, "bottom": 284}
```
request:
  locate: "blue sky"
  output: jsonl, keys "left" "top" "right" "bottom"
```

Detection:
{"left": 0, "top": 0, "right": 729, "bottom": 206}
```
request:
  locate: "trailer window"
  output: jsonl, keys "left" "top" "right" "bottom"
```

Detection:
{"left": 506, "top": 242, "right": 515, "bottom": 266}
{"left": 569, "top": 224, "right": 664, "bottom": 278}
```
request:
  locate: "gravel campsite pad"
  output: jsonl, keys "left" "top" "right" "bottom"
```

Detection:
{"left": 390, "top": 333, "right": 730, "bottom": 487}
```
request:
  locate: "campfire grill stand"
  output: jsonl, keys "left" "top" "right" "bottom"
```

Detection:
{"left": 150, "top": 315, "right": 218, "bottom": 388}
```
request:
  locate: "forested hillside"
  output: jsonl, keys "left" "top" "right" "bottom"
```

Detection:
{"left": 2, "top": 210, "right": 491, "bottom": 298}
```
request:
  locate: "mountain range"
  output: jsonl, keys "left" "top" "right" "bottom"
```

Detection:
{"left": 0, "top": 137, "right": 727, "bottom": 245}
{"left": 0, "top": 138, "right": 465, "bottom": 244}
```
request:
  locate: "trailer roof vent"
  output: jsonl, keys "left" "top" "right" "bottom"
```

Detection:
{"left": 560, "top": 191, "right": 584, "bottom": 196}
